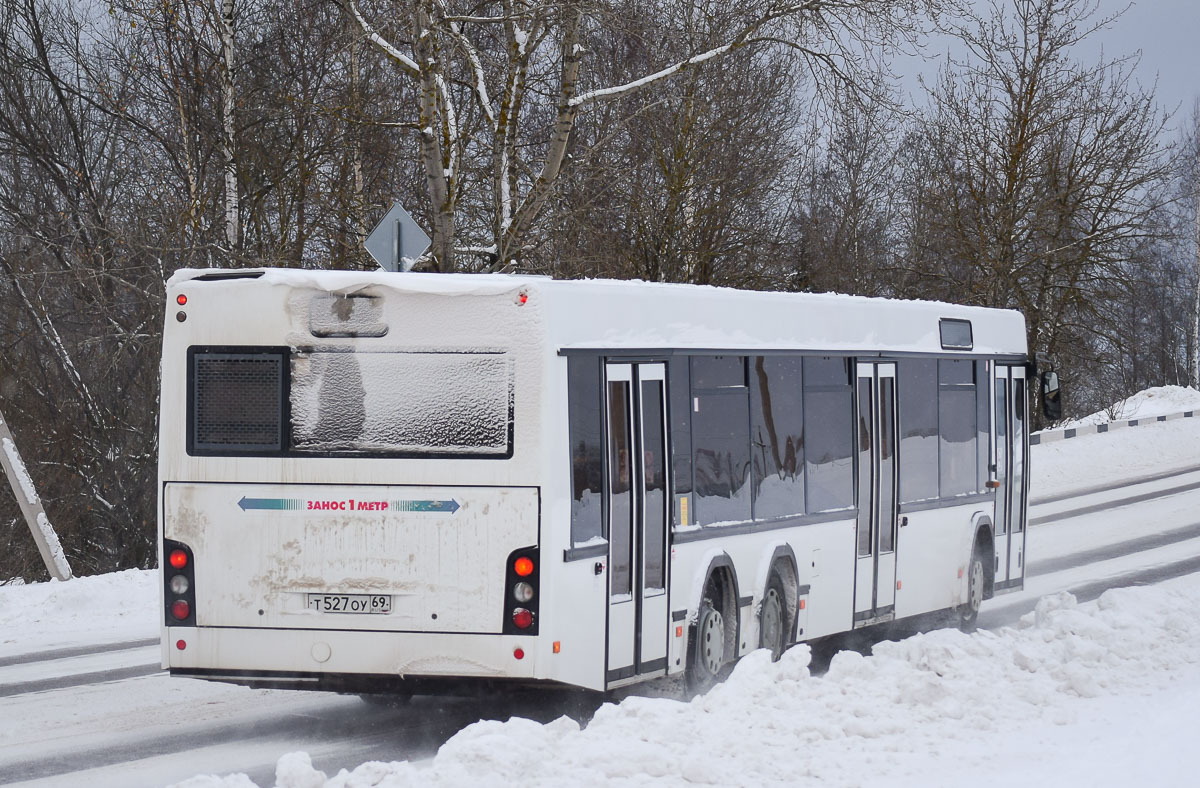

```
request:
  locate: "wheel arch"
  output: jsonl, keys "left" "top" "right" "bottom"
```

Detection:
{"left": 685, "top": 550, "right": 741, "bottom": 659}
{"left": 970, "top": 511, "right": 996, "bottom": 599}
{"left": 751, "top": 543, "right": 800, "bottom": 642}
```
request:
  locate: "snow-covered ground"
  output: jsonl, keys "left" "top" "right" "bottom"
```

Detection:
{"left": 1060, "top": 384, "right": 1200, "bottom": 427}
{"left": 4, "top": 413, "right": 1200, "bottom": 787}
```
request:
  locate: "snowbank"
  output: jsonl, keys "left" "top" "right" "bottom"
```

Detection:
{"left": 1065, "top": 385, "right": 1200, "bottom": 426}
{"left": 177, "top": 580, "right": 1200, "bottom": 788}
{"left": 0, "top": 568, "right": 157, "bottom": 658}
{"left": 1030, "top": 412, "right": 1200, "bottom": 500}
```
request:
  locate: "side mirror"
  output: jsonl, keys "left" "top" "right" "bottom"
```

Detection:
{"left": 1040, "top": 370, "right": 1062, "bottom": 421}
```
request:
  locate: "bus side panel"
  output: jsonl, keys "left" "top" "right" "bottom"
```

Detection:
{"left": 894, "top": 504, "right": 986, "bottom": 618}
{"left": 793, "top": 519, "right": 857, "bottom": 640}
{"left": 667, "top": 516, "right": 857, "bottom": 654}
{"left": 164, "top": 482, "right": 537, "bottom": 635}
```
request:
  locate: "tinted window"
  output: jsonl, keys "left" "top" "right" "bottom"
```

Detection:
{"left": 751, "top": 356, "right": 804, "bottom": 519}
{"left": 898, "top": 359, "right": 939, "bottom": 502}
{"left": 693, "top": 390, "right": 752, "bottom": 524}
{"left": 693, "top": 356, "right": 744, "bottom": 389}
{"left": 976, "top": 360, "right": 990, "bottom": 492}
{"left": 567, "top": 357, "right": 604, "bottom": 546}
{"left": 641, "top": 379, "right": 667, "bottom": 590}
{"left": 669, "top": 358, "right": 693, "bottom": 496}
{"left": 939, "top": 359, "right": 977, "bottom": 496}
{"left": 608, "top": 381, "right": 633, "bottom": 596}
{"left": 939, "top": 319, "right": 973, "bottom": 350}
{"left": 803, "top": 357, "right": 853, "bottom": 511}
{"left": 804, "top": 356, "right": 848, "bottom": 387}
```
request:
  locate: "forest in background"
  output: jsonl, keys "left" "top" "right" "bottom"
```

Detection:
{"left": 2, "top": 0, "right": 1198, "bottom": 580}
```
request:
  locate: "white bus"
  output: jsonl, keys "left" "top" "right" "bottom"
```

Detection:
{"left": 158, "top": 269, "right": 1046, "bottom": 694}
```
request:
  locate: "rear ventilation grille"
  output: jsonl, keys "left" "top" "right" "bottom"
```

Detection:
{"left": 192, "top": 352, "right": 285, "bottom": 451}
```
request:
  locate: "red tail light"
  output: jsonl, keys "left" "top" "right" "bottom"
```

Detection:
{"left": 514, "top": 556, "right": 534, "bottom": 577}
{"left": 512, "top": 608, "right": 533, "bottom": 629}
{"left": 169, "top": 549, "right": 188, "bottom": 569}
{"left": 171, "top": 600, "right": 191, "bottom": 620}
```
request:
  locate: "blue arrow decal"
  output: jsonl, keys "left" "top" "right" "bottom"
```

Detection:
{"left": 389, "top": 499, "right": 460, "bottom": 513}
{"left": 238, "top": 496, "right": 304, "bottom": 511}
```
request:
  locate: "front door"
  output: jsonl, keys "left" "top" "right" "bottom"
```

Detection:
{"left": 993, "top": 366, "right": 1028, "bottom": 589}
{"left": 854, "top": 362, "right": 898, "bottom": 624}
{"left": 605, "top": 362, "right": 670, "bottom": 683}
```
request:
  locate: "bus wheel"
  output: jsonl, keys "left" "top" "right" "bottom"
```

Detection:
{"left": 760, "top": 577, "right": 786, "bottom": 661}
{"left": 686, "top": 600, "right": 726, "bottom": 692}
{"left": 958, "top": 544, "right": 985, "bottom": 633}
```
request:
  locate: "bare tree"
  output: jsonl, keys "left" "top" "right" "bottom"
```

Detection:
{"left": 345, "top": 0, "right": 940, "bottom": 271}
{"left": 914, "top": 0, "right": 1171, "bottom": 402}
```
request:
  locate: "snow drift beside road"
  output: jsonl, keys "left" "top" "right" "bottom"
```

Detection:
{"left": 0, "top": 568, "right": 156, "bottom": 658}
{"left": 1063, "top": 384, "right": 1200, "bottom": 427}
{"left": 173, "top": 580, "right": 1200, "bottom": 788}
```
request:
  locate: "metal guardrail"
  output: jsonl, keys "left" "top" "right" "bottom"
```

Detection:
{"left": 1031, "top": 410, "right": 1197, "bottom": 445}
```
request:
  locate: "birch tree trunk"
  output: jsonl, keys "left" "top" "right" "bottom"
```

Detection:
{"left": 219, "top": 0, "right": 239, "bottom": 253}
{"left": 412, "top": 2, "right": 454, "bottom": 269}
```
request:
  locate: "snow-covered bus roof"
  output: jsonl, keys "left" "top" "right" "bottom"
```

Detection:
{"left": 168, "top": 268, "right": 1028, "bottom": 358}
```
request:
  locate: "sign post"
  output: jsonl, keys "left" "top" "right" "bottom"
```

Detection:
{"left": 364, "top": 202, "right": 431, "bottom": 272}
{"left": 0, "top": 404, "right": 72, "bottom": 580}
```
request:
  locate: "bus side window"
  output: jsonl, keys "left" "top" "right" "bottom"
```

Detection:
{"left": 567, "top": 356, "right": 605, "bottom": 546}
{"left": 803, "top": 357, "right": 854, "bottom": 512}
{"left": 938, "top": 359, "right": 978, "bottom": 497}
{"left": 898, "top": 359, "right": 938, "bottom": 503}
{"left": 692, "top": 356, "right": 751, "bottom": 525}
{"left": 750, "top": 356, "right": 804, "bottom": 520}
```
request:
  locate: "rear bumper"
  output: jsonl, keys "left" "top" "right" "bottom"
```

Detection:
{"left": 164, "top": 626, "right": 542, "bottom": 684}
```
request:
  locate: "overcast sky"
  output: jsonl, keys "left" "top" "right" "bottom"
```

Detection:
{"left": 898, "top": 0, "right": 1198, "bottom": 133}
{"left": 1089, "top": 0, "right": 1198, "bottom": 126}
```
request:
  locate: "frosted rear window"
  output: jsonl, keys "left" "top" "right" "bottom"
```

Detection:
{"left": 290, "top": 351, "right": 512, "bottom": 456}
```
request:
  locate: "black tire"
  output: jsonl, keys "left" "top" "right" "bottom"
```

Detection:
{"left": 686, "top": 595, "right": 727, "bottom": 693}
{"left": 759, "top": 576, "right": 787, "bottom": 661}
{"left": 958, "top": 543, "right": 986, "bottom": 632}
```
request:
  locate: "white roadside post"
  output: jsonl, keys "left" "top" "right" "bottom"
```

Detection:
{"left": 0, "top": 404, "right": 72, "bottom": 581}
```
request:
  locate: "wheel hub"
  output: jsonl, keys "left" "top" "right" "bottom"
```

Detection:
{"left": 762, "top": 588, "right": 782, "bottom": 655}
{"left": 969, "top": 560, "right": 984, "bottom": 611}
{"left": 700, "top": 607, "right": 725, "bottom": 675}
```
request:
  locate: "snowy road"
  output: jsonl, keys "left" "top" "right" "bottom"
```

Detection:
{"left": 3, "top": 420, "right": 1200, "bottom": 787}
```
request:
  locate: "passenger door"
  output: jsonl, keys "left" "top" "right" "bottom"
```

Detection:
{"left": 854, "top": 362, "right": 898, "bottom": 625}
{"left": 992, "top": 365, "right": 1028, "bottom": 589}
{"left": 605, "top": 363, "right": 670, "bottom": 684}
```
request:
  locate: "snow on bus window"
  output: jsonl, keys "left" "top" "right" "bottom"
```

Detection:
{"left": 290, "top": 351, "right": 512, "bottom": 456}
{"left": 307, "top": 293, "right": 387, "bottom": 338}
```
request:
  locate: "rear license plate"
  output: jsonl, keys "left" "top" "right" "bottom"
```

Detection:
{"left": 307, "top": 593, "right": 392, "bottom": 614}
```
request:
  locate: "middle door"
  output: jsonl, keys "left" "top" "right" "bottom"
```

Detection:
{"left": 854, "top": 362, "right": 899, "bottom": 624}
{"left": 605, "top": 362, "right": 670, "bottom": 684}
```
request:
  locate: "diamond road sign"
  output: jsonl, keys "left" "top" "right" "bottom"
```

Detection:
{"left": 364, "top": 201, "right": 431, "bottom": 272}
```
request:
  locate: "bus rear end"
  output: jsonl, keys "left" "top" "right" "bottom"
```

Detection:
{"left": 158, "top": 269, "right": 552, "bottom": 693}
